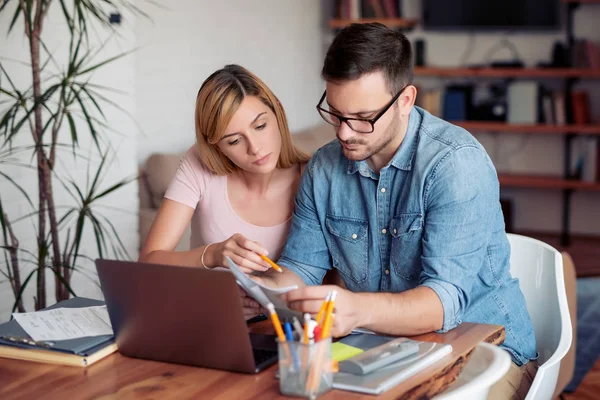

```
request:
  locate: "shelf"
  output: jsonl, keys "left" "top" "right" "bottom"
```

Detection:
{"left": 414, "top": 67, "right": 600, "bottom": 78}
{"left": 328, "top": 18, "right": 419, "bottom": 29}
{"left": 453, "top": 122, "right": 600, "bottom": 135}
{"left": 499, "top": 174, "right": 600, "bottom": 191}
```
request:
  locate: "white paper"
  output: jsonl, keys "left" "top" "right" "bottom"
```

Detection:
{"left": 12, "top": 306, "right": 113, "bottom": 341}
{"left": 225, "top": 256, "right": 302, "bottom": 320}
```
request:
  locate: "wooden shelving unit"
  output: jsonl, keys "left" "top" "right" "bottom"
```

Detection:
{"left": 328, "top": 18, "right": 418, "bottom": 29}
{"left": 499, "top": 174, "right": 600, "bottom": 191}
{"left": 328, "top": 1, "right": 600, "bottom": 245}
{"left": 414, "top": 67, "right": 600, "bottom": 78}
{"left": 453, "top": 121, "right": 600, "bottom": 135}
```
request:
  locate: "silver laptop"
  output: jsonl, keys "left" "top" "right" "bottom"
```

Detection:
{"left": 95, "top": 259, "right": 278, "bottom": 373}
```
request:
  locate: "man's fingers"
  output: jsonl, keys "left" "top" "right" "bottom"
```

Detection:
{"left": 288, "top": 299, "right": 324, "bottom": 314}
{"left": 283, "top": 285, "right": 335, "bottom": 302}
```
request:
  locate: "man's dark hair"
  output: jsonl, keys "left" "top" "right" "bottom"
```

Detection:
{"left": 322, "top": 23, "right": 413, "bottom": 95}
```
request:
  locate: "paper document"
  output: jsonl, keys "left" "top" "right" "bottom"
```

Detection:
{"left": 12, "top": 306, "right": 113, "bottom": 341}
{"left": 225, "top": 256, "right": 302, "bottom": 320}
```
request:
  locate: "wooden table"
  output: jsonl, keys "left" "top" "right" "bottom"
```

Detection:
{"left": 0, "top": 322, "right": 504, "bottom": 400}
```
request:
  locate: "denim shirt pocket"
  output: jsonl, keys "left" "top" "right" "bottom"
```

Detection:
{"left": 390, "top": 213, "right": 424, "bottom": 280}
{"left": 325, "top": 215, "right": 368, "bottom": 284}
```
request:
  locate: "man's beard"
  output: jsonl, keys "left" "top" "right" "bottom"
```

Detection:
{"left": 339, "top": 109, "right": 400, "bottom": 162}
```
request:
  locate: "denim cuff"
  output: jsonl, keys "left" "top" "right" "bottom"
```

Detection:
{"left": 421, "top": 279, "right": 461, "bottom": 333}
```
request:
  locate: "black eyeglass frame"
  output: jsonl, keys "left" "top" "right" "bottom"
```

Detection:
{"left": 316, "top": 85, "right": 408, "bottom": 133}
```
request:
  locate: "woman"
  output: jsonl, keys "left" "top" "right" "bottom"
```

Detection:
{"left": 139, "top": 65, "right": 309, "bottom": 310}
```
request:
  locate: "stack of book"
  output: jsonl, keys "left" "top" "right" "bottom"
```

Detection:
{"left": 0, "top": 297, "right": 117, "bottom": 367}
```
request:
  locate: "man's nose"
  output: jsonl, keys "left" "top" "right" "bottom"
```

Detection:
{"left": 336, "top": 121, "right": 356, "bottom": 142}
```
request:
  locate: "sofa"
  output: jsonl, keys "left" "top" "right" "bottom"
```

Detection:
{"left": 138, "top": 123, "right": 336, "bottom": 252}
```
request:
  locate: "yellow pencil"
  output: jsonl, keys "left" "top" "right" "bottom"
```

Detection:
{"left": 266, "top": 303, "right": 286, "bottom": 343}
{"left": 321, "top": 291, "right": 337, "bottom": 339}
{"left": 259, "top": 254, "right": 283, "bottom": 273}
{"left": 315, "top": 292, "right": 331, "bottom": 326}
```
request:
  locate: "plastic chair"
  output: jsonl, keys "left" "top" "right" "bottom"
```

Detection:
{"left": 435, "top": 342, "right": 512, "bottom": 400}
{"left": 507, "top": 234, "right": 573, "bottom": 400}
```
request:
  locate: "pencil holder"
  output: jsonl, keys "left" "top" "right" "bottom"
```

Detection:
{"left": 278, "top": 338, "right": 333, "bottom": 399}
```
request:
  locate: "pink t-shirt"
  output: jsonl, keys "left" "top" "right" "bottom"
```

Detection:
{"left": 164, "top": 147, "right": 291, "bottom": 261}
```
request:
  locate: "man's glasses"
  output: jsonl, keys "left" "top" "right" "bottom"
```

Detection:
{"left": 316, "top": 85, "right": 407, "bottom": 134}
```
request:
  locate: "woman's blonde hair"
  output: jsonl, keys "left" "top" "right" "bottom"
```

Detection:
{"left": 195, "top": 64, "right": 309, "bottom": 175}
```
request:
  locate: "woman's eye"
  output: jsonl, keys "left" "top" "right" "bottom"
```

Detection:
{"left": 256, "top": 123, "right": 266, "bottom": 130}
{"left": 228, "top": 138, "right": 240, "bottom": 146}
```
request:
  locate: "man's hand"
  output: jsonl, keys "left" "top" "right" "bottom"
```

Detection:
{"left": 238, "top": 287, "right": 262, "bottom": 320}
{"left": 282, "top": 285, "right": 363, "bottom": 337}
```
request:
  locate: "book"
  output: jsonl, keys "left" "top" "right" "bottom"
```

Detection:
{"left": 332, "top": 333, "right": 453, "bottom": 395}
{"left": 0, "top": 297, "right": 117, "bottom": 367}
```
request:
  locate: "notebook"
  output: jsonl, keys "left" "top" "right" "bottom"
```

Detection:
{"left": 332, "top": 334, "right": 453, "bottom": 395}
{"left": 0, "top": 297, "right": 117, "bottom": 367}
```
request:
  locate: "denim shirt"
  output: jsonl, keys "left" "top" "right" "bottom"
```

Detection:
{"left": 278, "top": 106, "right": 537, "bottom": 365}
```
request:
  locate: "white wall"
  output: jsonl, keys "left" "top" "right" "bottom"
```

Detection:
{"left": 135, "top": 0, "right": 325, "bottom": 163}
{"left": 400, "top": 2, "right": 600, "bottom": 235}
{"left": 0, "top": 4, "right": 139, "bottom": 321}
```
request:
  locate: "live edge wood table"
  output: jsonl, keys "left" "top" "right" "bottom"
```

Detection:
{"left": 0, "top": 322, "right": 504, "bottom": 400}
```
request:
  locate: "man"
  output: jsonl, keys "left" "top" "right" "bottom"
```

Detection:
{"left": 251, "top": 23, "right": 537, "bottom": 398}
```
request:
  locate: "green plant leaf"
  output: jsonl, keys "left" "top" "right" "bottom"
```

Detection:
{"left": 0, "top": 171, "right": 34, "bottom": 208}
{"left": 11, "top": 268, "right": 37, "bottom": 313}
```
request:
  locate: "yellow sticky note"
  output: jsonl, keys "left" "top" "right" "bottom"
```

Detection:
{"left": 331, "top": 342, "right": 364, "bottom": 362}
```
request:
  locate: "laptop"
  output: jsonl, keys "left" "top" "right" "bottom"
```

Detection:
{"left": 95, "top": 259, "right": 278, "bottom": 373}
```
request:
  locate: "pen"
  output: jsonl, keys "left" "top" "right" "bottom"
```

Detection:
{"left": 259, "top": 254, "right": 283, "bottom": 273}
{"left": 302, "top": 313, "right": 311, "bottom": 345}
{"left": 284, "top": 322, "right": 300, "bottom": 372}
{"left": 292, "top": 317, "right": 304, "bottom": 340}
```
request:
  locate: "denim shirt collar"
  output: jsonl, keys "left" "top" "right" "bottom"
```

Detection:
{"left": 347, "top": 106, "right": 421, "bottom": 178}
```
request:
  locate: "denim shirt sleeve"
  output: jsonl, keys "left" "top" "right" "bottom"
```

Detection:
{"left": 277, "top": 159, "right": 332, "bottom": 285}
{"left": 420, "top": 145, "right": 499, "bottom": 332}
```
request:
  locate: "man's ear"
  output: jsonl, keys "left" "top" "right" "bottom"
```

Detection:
{"left": 400, "top": 85, "right": 417, "bottom": 115}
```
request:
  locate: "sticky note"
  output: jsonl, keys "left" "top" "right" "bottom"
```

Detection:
{"left": 331, "top": 342, "right": 364, "bottom": 362}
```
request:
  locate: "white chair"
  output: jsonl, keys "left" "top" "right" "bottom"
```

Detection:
{"left": 507, "top": 233, "right": 573, "bottom": 400}
{"left": 435, "top": 342, "right": 512, "bottom": 400}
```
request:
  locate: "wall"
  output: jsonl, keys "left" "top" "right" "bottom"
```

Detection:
{"left": 135, "top": 0, "right": 325, "bottom": 163}
{"left": 0, "top": 4, "right": 139, "bottom": 321}
{"left": 399, "top": 1, "right": 600, "bottom": 235}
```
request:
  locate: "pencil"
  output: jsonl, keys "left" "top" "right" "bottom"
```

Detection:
{"left": 315, "top": 292, "right": 331, "bottom": 326}
{"left": 321, "top": 291, "right": 337, "bottom": 339}
{"left": 259, "top": 254, "right": 283, "bottom": 273}
{"left": 266, "top": 303, "right": 286, "bottom": 343}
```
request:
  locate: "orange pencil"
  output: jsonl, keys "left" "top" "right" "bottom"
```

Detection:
{"left": 321, "top": 291, "right": 337, "bottom": 339}
{"left": 315, "top": 292, "right": 331, "bottom": 326}
{"left": 259, "top": 254, "right": 283, "bottom": 273}
{"left": 266, "top": 303, "right": 286, "bottom": 343}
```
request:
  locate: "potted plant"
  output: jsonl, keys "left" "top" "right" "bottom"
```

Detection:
{"left": 0, "top": 0, "right": 145, "bottom": 312}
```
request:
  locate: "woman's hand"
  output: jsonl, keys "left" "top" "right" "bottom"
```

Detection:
{"left": 207, "top": 233, "right": 271, "bottom": 273}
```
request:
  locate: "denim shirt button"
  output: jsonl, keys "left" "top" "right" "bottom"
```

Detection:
{"left": 380, "top": 187, "right": 386, "bottom": 193}
{"left": 351, "top": 233, "right": 358, "bottom": 239}
{"left": 385, "top": 269, "right": 390, "bottom": 275}
{"left": 393, "top": 228, "right": 397, "bottom": 235}
{"left": 381, "top": 228, "right": 387, "bottom": 234}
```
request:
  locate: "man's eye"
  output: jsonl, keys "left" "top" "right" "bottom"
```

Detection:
{"left": 256, "top": 123, "right": 266, "bottom": 130}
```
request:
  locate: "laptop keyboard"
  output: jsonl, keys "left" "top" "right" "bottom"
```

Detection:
{"left": 253, "top": 348, "right": 277, "bottom": 366}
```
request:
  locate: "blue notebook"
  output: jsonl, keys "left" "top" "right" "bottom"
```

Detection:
{"left": 0, "top": 297, "right": 117, "bottom": 366}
